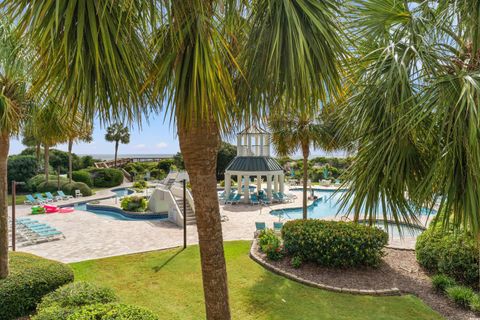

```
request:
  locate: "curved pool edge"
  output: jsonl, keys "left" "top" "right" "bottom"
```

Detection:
{"left": 86, "top": 203, "right": 168, "bottom": 220}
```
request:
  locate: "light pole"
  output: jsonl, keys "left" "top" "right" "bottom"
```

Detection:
{"left": 11, "top": 181, "right": 25, "bottom": 252}
{"left": 183, "top": 179, "right": 187, "bottom": 249}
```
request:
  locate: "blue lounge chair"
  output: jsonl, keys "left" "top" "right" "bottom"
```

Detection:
{"left": 25, "top": 194, "right": 43, "bottom": 205}
{"left": 45, "top": 192, "right": 62, "bottom": 202}
{"left": 255, "top": 222, "right": 266, "bottom": 231}
{"left": 231, "top": 194, "right": 242, "bottom": 204}
{"left": 250, "top": 194, "right": 260, "bottom": 205}
{"left": 225, "top": 193, "right": 236, "bottom": 204}
{"left": 35, "top": 193, "right": 53, "bottom": 203}
{"left": 57, "top": 191, "right": 73, "bottom": 200}
{"left": 273, "top": 222, "right": 283, "bottom": 232}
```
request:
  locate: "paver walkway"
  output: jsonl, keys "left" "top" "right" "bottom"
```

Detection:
{"left": 9, "top": 185, "right": 427, "bottom": 262}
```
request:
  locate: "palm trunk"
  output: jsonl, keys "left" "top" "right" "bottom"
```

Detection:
{"left": 302, "top": 142, "right": 310, "bottom": 220}
{"left": 68, "top": 139, "right": 73, "bottom": 183}
{"left": 178, "top": 119, "right": 231, "bottom": 320}
{"left": 44, "top": 144, "right": 49, "bottom": 182}
{"left": 36, "top": 143, "right": 41, "bottom": 171}
{"left": 114, "top": 140, "right": 119, "bottom": 167}
{"left": 0, "top": 132, "right": 9, "bottom": 278}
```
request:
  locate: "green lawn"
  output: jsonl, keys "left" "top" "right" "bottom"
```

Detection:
{"left": 71, "top": 241, "right": 442, "bottom": 320}
{"left": 8, "top": 194, "right": 27, "bottom": 206}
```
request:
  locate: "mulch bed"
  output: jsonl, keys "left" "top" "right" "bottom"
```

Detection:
{"left": 254, "top": 244, "right": 478, "bottom": 320}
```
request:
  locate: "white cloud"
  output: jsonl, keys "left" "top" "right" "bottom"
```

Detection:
{"left": 156, "top": 142, "right": 168, "bottom": 149}
{"left": 135, "top": 144, "right": 146, "bottom": 149}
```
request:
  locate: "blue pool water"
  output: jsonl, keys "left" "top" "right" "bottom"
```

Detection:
{"left": 111, "top": 188, "right": 134, "bottom": 197}
{"left": 270, "top": 189, "right": 435, "bottom": 220}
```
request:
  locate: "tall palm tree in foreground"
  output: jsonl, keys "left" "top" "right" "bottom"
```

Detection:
{"left": 270, "top": 108, "right": 340, "bottom": 219}
{"left": 7, "top": 1, "right": 344, "bottom": 318}
{"left": 0, "top": 16, "right": 29, "bottom": 279}
{"left": 105, "top": 123, "right": 130, "bottom": 167}
{"left": 338, "top": 0, "right": 480, "bottom": 237}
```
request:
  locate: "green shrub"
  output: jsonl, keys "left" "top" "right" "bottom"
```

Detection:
{"left": 0, "top": 252, "right": 74, "bottom": 320}
{"left": 470, "top": 294, "right": 480, "bottom": 312}
{"left": 121, "top": 196, "right": 148, "bottom": 212}
{"left": 88, "top": 168, "right": 124, "bottom": 188}
{"left": 38, "top": 181, "right": 64, "bottom": 193}
{"left": 416, "top": 227, "right": 478, "bottom": 287}
{"left": 68, "top": 303, "right": 158, "bottom": 320}
{"left": 291, "top": 256, "right": 303, "bottom": 269}
{"left": 432, "top": 274, "right": 457, "bottom": 292}
{"left": 28, "top": 174, "right": 69, "bottom": 192}
{"left": 258, "top": 229, "right": 284, "bottom": 261}
{"left": 61, "top": 182, "right": 93, "bottom": 197}
{"left": 446, "top": 285, "right": 475, "bottom": 307}
{"left": 282, "top": 220, "right": 388, "bottom": 268}
{"left": 72, "top": 170, "right": 93, "bottom": 187}
{"left": 33, "top": 282, "right": 118, "bottom": 320}
{"left": 132, "top": 180, "right": 148, "bottom": 190}
{"left": 7, "top": 155, "right": 38, "bottom": 191}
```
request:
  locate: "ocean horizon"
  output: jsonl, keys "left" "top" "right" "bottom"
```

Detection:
{"left": 78, "top": 154, "right": 175, "bottom": 161}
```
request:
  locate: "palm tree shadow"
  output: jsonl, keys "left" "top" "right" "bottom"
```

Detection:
{"left": 152, "top": 248, "right": 184, "bottom": 272}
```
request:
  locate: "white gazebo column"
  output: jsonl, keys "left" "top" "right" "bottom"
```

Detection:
{"left": 244, "top": 176, "right": 250, "bottom": 203}
{"left": 274, "top": 174, "right": 279, "bottom": 193}
{"left": 237, "top": 175, "right": 242, "bottom": 193}
{"left": 225, "top": 173, "right": 231, "bottom": 197}
{"left": 279, "top": 173, "right": 285, "bottom": 194}
{"left": 256, "top": 175, "right": 262, "bottom": 193}
{"left": 266, "top": 174, "right": 273, "bottom": 201}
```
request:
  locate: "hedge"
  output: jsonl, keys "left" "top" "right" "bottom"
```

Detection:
{"left": 0, "top": 252, "right": 74, "bottom": 320}
{"left": 68, "top": 303, "right": 159, "bottom": 320}
{"left": 121, "top": 196, "right": 148, "bottom": 212}
{"left": 7, "top": 155, "right": 38, "bottom": 191}
{"left": 416, "top": 226, "right": 478, "bottom": 288}
{"left": 28, "top": 174, "right": 69, "bottom": 192}
{"left": 87, "top": 168, "right": 124, "bottom": 188}
{"left": 72, "top": 170, "right": 93, "bottom": 187}
{"left": 33, "top": 282, "right": 118, "bottom": 320}
{"left": 282, "top": 220, "right": 388, "bottom": 268}
{"left": 61, "top": 182, "right": 93, "bottom": 197}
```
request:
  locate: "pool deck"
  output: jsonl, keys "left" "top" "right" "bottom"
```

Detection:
{"left": 8, "top": 184, "right": 430, "bottom": 263}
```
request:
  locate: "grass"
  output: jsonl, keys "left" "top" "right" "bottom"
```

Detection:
{"left": 71, "top": 241, "right": 442, "bottom": 320}
{"left": 8, "top": 193, "right": 27, "bottom": 205}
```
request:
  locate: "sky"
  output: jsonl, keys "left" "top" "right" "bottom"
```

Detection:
{"left": 9, "top": 110, "right": 348, "bottom": 158}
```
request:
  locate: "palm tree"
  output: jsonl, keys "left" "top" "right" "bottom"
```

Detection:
{"left": 26, "top": 102, "right": 71, "bottom": 182}
{"left": 67, "top": 119, "right": 93, "bottom": 183}
{"left": 335, "top": 0, "right": 480, "bottom": 238}
{"left": 270, "top": 108, "right": 340, "bottom": 219}
{"left": 0, "top": 16, "right": 29, "bottom": 279}
{"left": 105, "top": 124, "right": 130, "bottom": 167}
{"left": 8, "top": 1, "right": 344, "bottom": 317}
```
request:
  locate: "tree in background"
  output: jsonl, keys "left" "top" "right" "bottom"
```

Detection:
{"left": 21, "top": 129, "right": 42, "bottom": 169}
{"left": 7, "top": 155, "right": 38, "bottom": 192}
{"left": 66, "top": 120, "right": 93, "bottom": 183}
{"left": 0, "top": 15, "right": 30, "bottom": 279}
{"left": 270, "top": 108, "right": 340, "bottom": 219}
{"left": 8, "top": 1, "right": 344, "bottom": 317}
{"left": 216, "top": 143, "right": 236, "bottom": 180}
{"left": 105, "top": 124, "right": 130, "bottom": 167}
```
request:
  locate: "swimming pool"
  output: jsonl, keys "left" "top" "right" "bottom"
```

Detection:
{"left": 270, "top": 189, "right": 435, "bottom": 220}
{"left": 111, "top": 187, "right": 134, "bottom": 197}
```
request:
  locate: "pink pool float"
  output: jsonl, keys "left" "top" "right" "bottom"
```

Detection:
{"left": 43, "top": 204, "right": 59, "bottom": 213}
{"left": 58, "top": 207, "right": 74, "bottom": 213}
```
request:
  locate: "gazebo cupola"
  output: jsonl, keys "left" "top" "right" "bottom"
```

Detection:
{"left": 224, "top": 125, "right": 285, "bottom": 204}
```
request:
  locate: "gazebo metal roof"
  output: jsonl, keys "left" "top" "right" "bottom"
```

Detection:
{"left": 225, "top": 156, "right": 283, "bottom": 172}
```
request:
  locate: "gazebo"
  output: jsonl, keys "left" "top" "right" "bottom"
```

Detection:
{"left": 224, "top": 125, "right": 285, "bottom": 204}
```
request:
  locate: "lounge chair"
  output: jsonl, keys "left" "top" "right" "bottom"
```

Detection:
{"left": 74, "top": 189, "right": 83, "bottom": 198}
{"left": 35, "top": 193, "right": 53, "bottom": 203}
{"left": 255, "top": 222, "right": 266, "bottom": 231}
{"left": 57, "top": 191, "right": 73, "bottom": 200}
{"left": 231, "top": 194, "right": 242, "bottom": 204}
{"left": 25, "top": 194, "right": 43, "bottom": 205}
{"left": 250, "top": 194, "right": 260, "bottom": 205}
{"left": 45, "top": 192, "right": 62, "bottom": 202}
{"left": 225, "top": 193, "right": 236, "bottom": 204}
{"left": 273, "top": 222, "right": 283, "bottom": 232}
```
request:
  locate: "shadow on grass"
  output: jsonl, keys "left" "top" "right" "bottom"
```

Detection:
{"left": 152, "top": 248, "right": 184, "bottom": 272}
